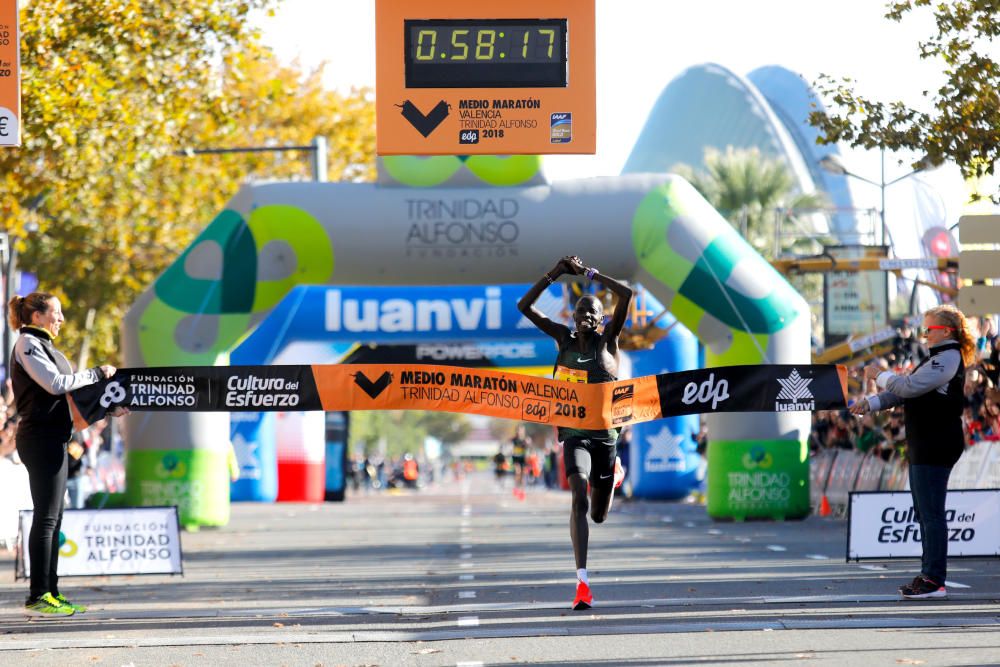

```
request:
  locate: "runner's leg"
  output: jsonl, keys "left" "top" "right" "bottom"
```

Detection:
{"left": 589, "top": 440, "right": 617, "bottom": 523}
{"left": 563, "top": 437, "right": 592, "bottom": 569}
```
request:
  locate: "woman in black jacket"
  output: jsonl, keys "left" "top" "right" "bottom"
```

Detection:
{"left": 850, "top": 304, "right": 976, "bottom": 600}
{"left": 10, "top": 292, "right": 127, "bottom": 616}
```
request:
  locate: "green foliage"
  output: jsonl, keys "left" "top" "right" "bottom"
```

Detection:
{"left": 673, "top": 147, "right": 829, "bottom": 259}
{"left": 809, "top": 0, "right": 1000, "bottom": 201}
{"left": 352, "top": 410, "right": 472, "bottom": 458}
{"left": 0, "top": 0, "right": 376, "bottom": 365}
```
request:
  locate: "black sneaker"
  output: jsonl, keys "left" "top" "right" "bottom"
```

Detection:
{"left": 899, "top": 575, "right": 947, "bottom": 600}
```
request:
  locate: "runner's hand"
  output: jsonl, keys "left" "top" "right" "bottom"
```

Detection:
{"left": 108, "top": 406, "right": 130, "bottom": 418}
{"left": 99, "top": 365, "right": 116, "bottom": 379}
{"left": 562, "top": 256, "right": 586, "bottom": 275}
{"left": 849, "top": 399, "right": 869, "bottom": 416}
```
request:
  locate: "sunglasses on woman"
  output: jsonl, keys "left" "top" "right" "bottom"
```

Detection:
{"left": 918, "top": 325, "right": 954, "bottom": 336}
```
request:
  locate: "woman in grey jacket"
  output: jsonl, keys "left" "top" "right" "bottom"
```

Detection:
{"left": 850, "top": 304, "right": 976, "bottom": 600}
{"left": 10, "top": 292, "right": 127, "bottom": 616}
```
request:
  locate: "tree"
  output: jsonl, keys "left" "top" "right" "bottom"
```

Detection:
{"left": 673, "top": 147, "right": 829, "bottom": 260}
{"left": 351, "top": 410, "right": 472, "bottom": 458}
{"left": 0, "top": 1, "right": 376, "bottom": 364}
{"left": 809, "top": 0, "right": 1000, "bottom": 201}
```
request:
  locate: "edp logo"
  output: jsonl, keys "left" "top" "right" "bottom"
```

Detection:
{"left": 459, "top": 130, "right": 479, "bottom": 144}
{"left": 681, "top": 373, "right": 730, "bottom": 410}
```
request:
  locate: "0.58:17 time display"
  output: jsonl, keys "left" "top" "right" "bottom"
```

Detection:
{"left": 404, "top": 19, "right": 567, "bottom": 89}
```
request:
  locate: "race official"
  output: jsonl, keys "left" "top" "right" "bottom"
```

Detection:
{"left": 850, "top": 304, "right": 975, "bottom": 600}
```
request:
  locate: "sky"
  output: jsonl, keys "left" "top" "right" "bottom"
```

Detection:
{"left": 255, "top": 0, "right": 997, "bottom": 226}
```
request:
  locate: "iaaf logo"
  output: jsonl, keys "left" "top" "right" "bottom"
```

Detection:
{"left": 325, "top": 287, "right": 502, "bottom": 333}
{"left": 611, "top": 384, "right": 634, "bottom": 425}
{"left": 775, "top": 369, "right": 814, "bottom": 411}
{"left": 681, "top": 372, "right": 730, "bottom": 410}
{"left": 225, "top": 375, "right": 301, "bottom": 408}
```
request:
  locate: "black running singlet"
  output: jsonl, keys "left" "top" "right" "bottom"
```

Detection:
{"left": 553, "top": 332, "right": 619, "bottom": 442}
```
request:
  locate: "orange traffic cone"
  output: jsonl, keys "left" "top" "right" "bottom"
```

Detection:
{"left": 818, "top": 495, "right": 832, "bottom": 517}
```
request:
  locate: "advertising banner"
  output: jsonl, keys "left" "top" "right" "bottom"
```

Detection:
{"left": 0, "top": 0, "right": 19, "bottom": 147}
{"left": 706, "top": 439, "right": 809, "bottom": 520}
{"left": 71, "top": 363, "right": 848, "bottom": 428}
{"left": 847, "top": 490, "right": 1000, "bottom": 561}
{"left": 17, "top": 507, "right": 182, "bottom": 577}
{"left": 823, "top": 245, "right": 889, "bottom": 346}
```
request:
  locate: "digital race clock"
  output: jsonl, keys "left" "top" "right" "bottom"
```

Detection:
{"left": 376, "top": 0, "right": 594, "bottom": 155}
{"left": 404, "top": 19, "right": 567, "bottom": 88}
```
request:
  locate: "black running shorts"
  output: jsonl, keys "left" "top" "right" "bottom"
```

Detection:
{"left": 563, "top": 435, "right": 617, "bottom": 488}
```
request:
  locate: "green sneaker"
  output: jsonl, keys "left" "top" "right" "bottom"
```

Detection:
{"left": 25, "top": 592, "right": 74, "bottom": 617}
{"left": 54, "top": 593, "right": 87, "bottom": 613}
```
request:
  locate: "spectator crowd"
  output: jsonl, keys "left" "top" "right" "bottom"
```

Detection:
{"left": 810, "top": 316, "right": 1000, "bottom": 462}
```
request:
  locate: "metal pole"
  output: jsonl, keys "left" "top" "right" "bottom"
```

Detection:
{"left": 311, "top": 136, "right": 328, "bottom": 182}
{"left": 880, "top": 147, "right": 887, "bottom": 250}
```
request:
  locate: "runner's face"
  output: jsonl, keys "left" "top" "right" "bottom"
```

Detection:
{"left": 574, "top": 298, "right": 603, "bottom": 333}
{"left": 33, "top": 298, "right": 64, "bottom": 337}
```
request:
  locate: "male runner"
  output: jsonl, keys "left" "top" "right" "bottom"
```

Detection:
{"left": 511, "top": 424, "right": 531, "bottom": 500}
{"left": 518, "top": 255, "right": 631, "bottom": 610}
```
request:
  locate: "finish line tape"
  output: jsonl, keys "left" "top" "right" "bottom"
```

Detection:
{"left": 71, "top": 363, "right": 848, "bottom": 429}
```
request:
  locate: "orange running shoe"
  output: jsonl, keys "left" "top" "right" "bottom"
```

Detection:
{"left": 613, "top": 456, "right": 626, "bottom": 489}
{"left": 572, "top": 580, "right": 593, "bottom": 610}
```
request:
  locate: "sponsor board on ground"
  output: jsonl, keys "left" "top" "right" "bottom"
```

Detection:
{"left": 847, "top": 489, "right": 1000, "bottom": 560}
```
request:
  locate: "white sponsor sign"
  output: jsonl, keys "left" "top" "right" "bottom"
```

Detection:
{"left": 848, "top": 490, "right": 1000, "bottom": 560}
{"left": 18, "top": 507, "right": 182, "bottom": 577}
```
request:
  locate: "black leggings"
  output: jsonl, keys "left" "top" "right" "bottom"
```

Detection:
{"left": 17, "top": 437, "right": 68, "bottom": 601}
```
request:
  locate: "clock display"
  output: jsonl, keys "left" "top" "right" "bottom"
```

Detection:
{"left": 404, "top": 19, "right": 568, "bottom": 88}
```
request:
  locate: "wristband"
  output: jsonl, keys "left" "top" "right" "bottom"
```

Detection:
{"left": 585, "top": 267, "right": 598, "bottom": 281}
{"left": 544, "top": 273, "right": 555, "bottom": 284}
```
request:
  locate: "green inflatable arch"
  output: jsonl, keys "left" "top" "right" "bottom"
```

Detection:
{"left": 122, "top": 156, "right": 811, "bottom": 527}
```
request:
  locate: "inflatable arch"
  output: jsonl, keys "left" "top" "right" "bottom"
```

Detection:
{"left": 226, "top": 283, "right": 700, "bottom": 503}
{"left": 122, "top": 156, "right": 810, "bottom": 527}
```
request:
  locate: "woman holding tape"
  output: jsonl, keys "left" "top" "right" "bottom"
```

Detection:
{"left": 519, "top": 256, "right": 632, "bottom": 610}
{"left": 850, "top": 304, "right": 975, "bottom": 600}
{"left": 9, "top": 293, "right": 128, "bottom": 617}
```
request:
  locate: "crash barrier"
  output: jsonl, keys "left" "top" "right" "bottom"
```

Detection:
{"left": 0, "top": 459, "right": 31, "bottom": 550}
{"left": 813, "top": 440, "right": 1000, "bottom": 516}
{"left": 0, "top": 453, "right": 126, "bottom": 549}
{"left": 70, "top": 363, "right": 848, "bottom": 428}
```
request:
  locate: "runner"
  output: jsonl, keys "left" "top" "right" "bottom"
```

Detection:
{"left": 510, "top": 424, "right": 531, "bottom": 500}
{"left": 518, "top": 255, "right": 631, "bottom": 610}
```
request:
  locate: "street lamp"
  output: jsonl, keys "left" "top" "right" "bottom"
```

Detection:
{"left": 818, "top": 148, "right": 925, "bottom": 249}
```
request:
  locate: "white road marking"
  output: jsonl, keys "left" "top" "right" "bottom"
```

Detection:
{"left": 459, "top": 574, "right": 474, "bottom": 581}
{"left": 806, "top": 554, "right": 830, "bottom": 560}
{"left": 457, "top": 616, "right": 479, "bottom": 627}
{"left": 460, "top": 553, "right": 472, "bottom": 560}
{"left": 945, "top": 580, "right": 970, "bottom": 589}
{"left": 859, "top": 564, "right": 887, "bottom": 571}
{"left": 766, "top": 545, "right": 787, "bottom": 552}
{"left": 458, "top": 591, "right": 477, "bottom": 599}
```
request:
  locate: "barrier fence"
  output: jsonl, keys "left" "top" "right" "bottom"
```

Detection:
{"left": 811, "top": 440, "right": 1000, "bottom": 516}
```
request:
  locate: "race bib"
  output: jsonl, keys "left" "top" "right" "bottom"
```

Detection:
{"left": 554, "top": 365, "right": 588, "bottom": 384}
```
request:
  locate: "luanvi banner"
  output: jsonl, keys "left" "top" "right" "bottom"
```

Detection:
{"left": 71, "top": 363, "right": 848, "bottom": 429}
